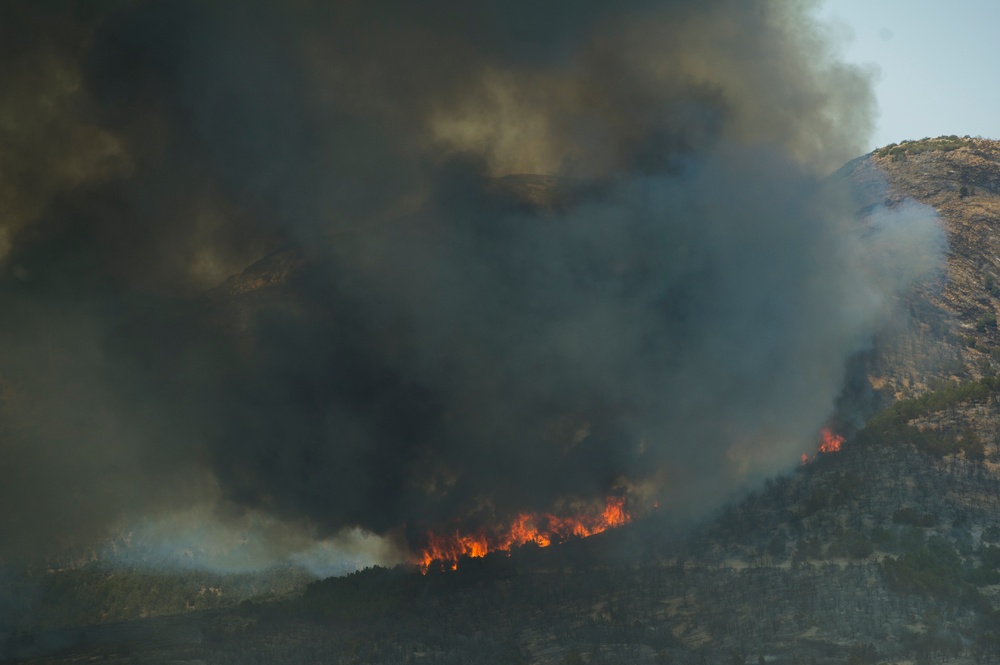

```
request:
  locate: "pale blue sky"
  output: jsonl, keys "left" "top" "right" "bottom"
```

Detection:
{"left": 820, "top": 0, "right": 1000, "bottom": 151}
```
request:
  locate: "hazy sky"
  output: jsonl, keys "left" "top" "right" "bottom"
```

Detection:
{"left": 821, "top": 0, "right": 1000, "bottom": 150}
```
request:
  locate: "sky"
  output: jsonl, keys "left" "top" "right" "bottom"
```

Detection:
{"left": 821, "top": 0, "right": 1000, "bottom": 150}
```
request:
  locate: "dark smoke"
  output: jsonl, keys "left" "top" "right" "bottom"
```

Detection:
{"left": 0, "top": 0, "right": 943, "bottom": 567}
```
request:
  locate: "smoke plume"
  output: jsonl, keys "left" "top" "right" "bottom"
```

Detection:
{"left": 0, "top": 0, "right": 943, "bottom": 567}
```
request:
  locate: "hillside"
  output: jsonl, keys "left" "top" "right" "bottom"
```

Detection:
{"left": 840, "top": 137, "right": 1000, "bottom": 399}
{"left": 10, "top": 139, "right": 1000, "bottom": 664}
{"left": 11, "top": 432, "right": 1000, "bottom": 665}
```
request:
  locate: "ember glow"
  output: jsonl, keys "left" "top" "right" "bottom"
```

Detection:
{"left": 415, "top": 497, "right": 631, "bottom": 573}
{"left": 801, "top": 428, "right": 846, "bottom": 465}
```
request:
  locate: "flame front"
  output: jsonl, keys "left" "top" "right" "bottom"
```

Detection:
{"left": 802, "top": 428, "right": 845, "bottom": 465}
{"left": 818, "top": 429, "right": 844, "bottom": 454}
{"left": 415, "top": 496, "right": 631, "bottom": 573}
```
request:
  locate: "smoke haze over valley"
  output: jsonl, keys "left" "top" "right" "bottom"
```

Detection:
{"left": 0, "top": 0, "right": 946, "bottom": 574}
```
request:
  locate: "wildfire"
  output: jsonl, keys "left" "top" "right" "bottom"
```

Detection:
{"left": 818, "top": 429, "right": 844, "bottom": 453}
{"left": 801, "top": 428, "right": 845, "bottom": 465}
{"left": 415, "top": 496, "right": 631, "bottom": 573}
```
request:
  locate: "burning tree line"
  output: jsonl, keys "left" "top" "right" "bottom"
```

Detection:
{"left": 801, "top": 428, "right": 845, "bottom": 465}
{"left": 414, "top": 496, "right": 631, "bottom": 573}
{"left": 416, "top": 429, "right": 847, "bottom": 573}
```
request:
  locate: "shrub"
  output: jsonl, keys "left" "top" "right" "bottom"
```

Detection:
{"left": 893, "top": 507, "right": 936, "bottom": 528}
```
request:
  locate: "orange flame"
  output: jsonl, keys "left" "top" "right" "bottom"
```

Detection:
{"left": 818, "top": 429, "right": 844, "bottom": 454}
{"left": 802, "top": 428, "right": 845, "bottom": 465}
{"left": 415, "top": 496, "right": 631, "bottom": 573}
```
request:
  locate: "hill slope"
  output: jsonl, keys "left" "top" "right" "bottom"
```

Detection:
{"left": 11, "top": 139, "right": 1000, "bottom": 664}
{"left": 841, "top": 137, "right": 1000, "bottom": 399}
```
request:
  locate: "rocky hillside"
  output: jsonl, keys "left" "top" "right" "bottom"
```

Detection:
{"left": 839, "top": 137, "right": 1000, "bottom": 399}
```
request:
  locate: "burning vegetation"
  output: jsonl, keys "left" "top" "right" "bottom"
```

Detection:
{"left": 801, "top": 428, "right": 845, "bottom": 465}
{"left": 415, "top": 496, "right": 631, "bottom": 573}
{"left": 818, "top": 429, "right": 845, "bottom": 454}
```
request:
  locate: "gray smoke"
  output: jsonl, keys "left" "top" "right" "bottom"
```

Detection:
{"left": 0, "top": 0, "right": 943, "bottom": 567}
